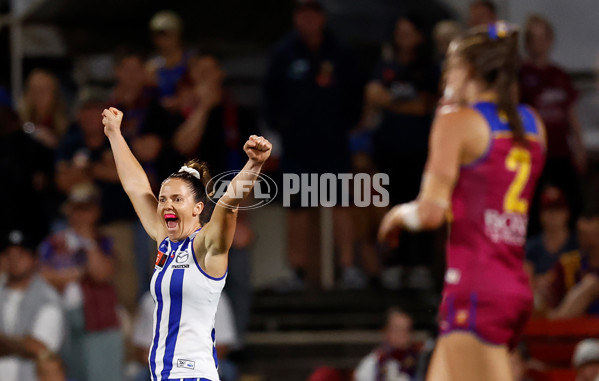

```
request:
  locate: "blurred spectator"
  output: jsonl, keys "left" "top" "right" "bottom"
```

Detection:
{"left": 526, "top": 186, "right": 577, "bottom": 275}
{"left": 544, "top": 213, "right": 599, "bottom": 319}
{"left": 520, "top": 14, "right": 585, "bottom": 234}
{"left": 432, "top": 20, "right": 462, "bottom": 63}
{"left": 38, "top": 183, "right": 122, "bottom": 381}
{"left": 365, "top": 14, "right": 439, "bottom": 289}
{"left": 467, "top": 1, "right": 497, "bottom": 27}
{"left": 36, "top": 352, "right": 68, "bottom": 381}
{"left": 526, "top": 185, "right": 579, "bottom": 314}
{"left": 349, "top": 128, "right": 384, "bottom": 288}
{"left": 214, "top": 293, "right": 240, "bottom": 381}
{"left": 146, "top": 10, "right": 192, "bottom": 112}
{"left": 0, "top": 105, "right": 55, "bottom": 242}
{"left": 18, "top": 69, "right": 69, "bottom": 150}
{"left": 262, "top": 0, "right": 364, "bottom": 290}
{"left": 354, "top": 308, "right": 422, "bottom": 381}
{"left": 0, "top": 229, "right": 64, "bottom": 381}
{"left": 55, "top": 90, "right": 139, "bottom": 312}
{"left": 573, "top": 339, "right": 599, "bottom": 381}
{"left": 366, "top": 13, "right": 437, "bottom": 205}
{"left": 131, "top": 291, "right": 239, "bottom": 381}
{"left": 111, "top": 47, "right": 169, "bottom": 186}
{"left": 171, "top": 52, "right": 256, "bottom": 340}
{"left": 172, "top": 53, "right": 257, "bottom": 174}
{"left": 510, "top": 343, "right": 533, "bottom": 381}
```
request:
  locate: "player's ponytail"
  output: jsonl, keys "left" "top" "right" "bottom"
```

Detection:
{"left": 456, "top": 22, "right": 525, "bottom": 143}
{"left": 165, "top": 159, "right": 214, "bottom": 224}
{"left": 496, "top": 31, "right": 525, "bottom": 143}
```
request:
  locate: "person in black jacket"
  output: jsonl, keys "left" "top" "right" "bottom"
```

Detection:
{"left": 262, "top": 1, "right": 365, "bottom": 290}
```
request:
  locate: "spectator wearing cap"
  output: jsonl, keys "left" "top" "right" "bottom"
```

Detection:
{"left": 468, "top": 1, "right": 497, "bottom": 27}
{"left": 543, "top": 213, "right": 599, "bottom": 319}
{"left": 520, "top": 14, "right": 586, "bottom": 236}
{"left": 526, "top": 185, "right": 579, "bottom": 314}
{"left": 38, "top": 183, "right": 122, "bottom": 381}
{"left": 146, "top": 10, "right": 193, "bottom": 112}
{"left": 573, "top": 339, "right": 599, "bottom": 381}
{"left": 262, "top": 0, "right": 363, "bottom": 290}
{"left": 55, "top": 89, "right": 139, "bottom": 312}
{"left": 0, "top": 229, "right": 65, "bottom": 381}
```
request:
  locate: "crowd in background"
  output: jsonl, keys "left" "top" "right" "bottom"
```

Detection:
{"left": 1, "top": 0, "right": 599, "bottom": 380}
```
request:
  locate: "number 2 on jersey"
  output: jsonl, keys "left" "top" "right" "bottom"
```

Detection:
{"left": 504, "top": 147, "right": 531, "bottom": 214}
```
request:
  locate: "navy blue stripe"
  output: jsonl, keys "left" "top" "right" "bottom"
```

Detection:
{"left": 447, "top": 295, "right": 456, "bottom": 330}
{"left": 211, "top": 328, "right": 218, "bottom": 369}
{"left": 161, "top": 268, "right": 185, "bottom": 380}
{"left": 469, "top": 292, "right": 478, "bottom": 330}
{"left": 149, "top": 268, "right": 167, "bottom": 380}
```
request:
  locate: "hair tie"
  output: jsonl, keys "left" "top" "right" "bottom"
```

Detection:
{"left": 178, "top": 165, "right": 201, "bottom": 180}
{"left": 488, "top": 21, "right": 510, "bottom": 40}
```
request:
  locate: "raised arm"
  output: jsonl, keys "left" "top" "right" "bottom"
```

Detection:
{"left": 195, "top": 135, "right": 272, "bottom": 277}
{"left": 102, "top": 107, "right": 166, "bottom": 242}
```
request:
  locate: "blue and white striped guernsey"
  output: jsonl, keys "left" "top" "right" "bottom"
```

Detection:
{"left": 149, "top": 229, "right": 226, "bottom": 381}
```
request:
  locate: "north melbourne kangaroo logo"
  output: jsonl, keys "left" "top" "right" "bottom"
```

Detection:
{"left": 176, "top": 252, "right": 189, "bottom": 263}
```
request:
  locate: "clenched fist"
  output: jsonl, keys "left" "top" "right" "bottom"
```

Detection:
{"left": 243, "top": 135, "right": 272, "bottom": 165}
{"left": 101, "top": 107, "right": 124, "bottom": 137}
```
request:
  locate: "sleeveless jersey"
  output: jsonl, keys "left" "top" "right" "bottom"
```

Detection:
{"left": 445, "top": 102, "right": 545, "bottom": 298}
{"left": 149, "top": 229, "right": 226, "bottom": 381}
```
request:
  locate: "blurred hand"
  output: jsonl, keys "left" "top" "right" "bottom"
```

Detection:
{"left": 102, "top": 107, "right": 123, "bottom": 137}
{"left": 365, "top": 82, "right": 391, "bottom": 108}
{"left": 535, "top": 271, "right": 556, "bottom": 306}
{"left": 32, "top": 125, "right": 59, "bottom": 149}
{"left": 243, "top": 135, "right": 272, "bottom": 165}
{"left": 196, "top": 82, "right": 222, "bottom": 110}
{"left": 378, "top": 205, "right": 402, "bottom": 248}
{"left": 59, "top": 267, "right": 84, "bottom": 282}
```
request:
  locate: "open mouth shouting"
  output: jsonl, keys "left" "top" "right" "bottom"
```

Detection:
{"left": 164, "top": 213, "right": 180, "bottom": 231}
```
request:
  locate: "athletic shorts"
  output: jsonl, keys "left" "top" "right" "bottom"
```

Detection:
{"left": 165, "top": 378, "right": 212, "bottom": 381}
{"left": 438, "top": 290, "right": 533, "bottom": 350}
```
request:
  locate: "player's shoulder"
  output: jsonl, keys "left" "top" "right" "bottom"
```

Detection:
{"left": 435, "top": 104, "right": 486, "bottom": 130}
{"left": 519, "top": 104, "right": 547, "bottom": 146}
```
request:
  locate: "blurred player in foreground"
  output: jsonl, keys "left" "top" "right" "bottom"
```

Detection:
{"left": 379, "top": 22, "right": 546, "bottom": 381}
